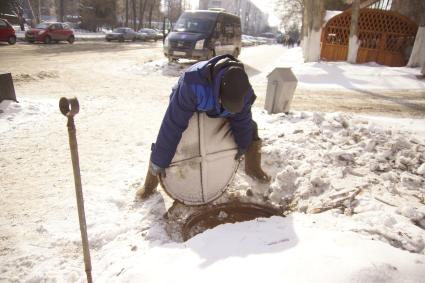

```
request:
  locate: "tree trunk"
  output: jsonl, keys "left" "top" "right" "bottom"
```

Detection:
{"left": 301, "top": 0, "right": 308, "bottom": 51}
{"left": 391, "top": 0, "right": 425, "bottom": 26}
{"left": 303, "top": 0, "right": 325, "bottom": 62}
{"left": 139, "top": 0, "right": 147, "bottom": 29}
{"left": 26, "top": 0, "right": 36, "bottom": 26}
{"left": 148, "top": 0, "right": 155, "bottom": 28}
{"left": 132, "top": 0, "right": 137, "bottom": 30}
{"left": 37, "top": 0, "right": 42, "bottom": 22}
{"left": 177, "top": 0, "right": 182, "bottom": 17}
{"left": 58, "top": 0, "right": 64, "bottom": 22}
{"left": 407, "top": 26, "right": 425, "bottom": 68}
{"left": 18, "top": 6, "right": 25, "bottom": 31}
{"left": 347, "top": 0, "right": 360, "bottom": 63}
{"left": 125, "top": 0, "right": 129, "bottom": 27}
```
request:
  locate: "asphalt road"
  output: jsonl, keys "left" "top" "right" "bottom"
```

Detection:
{"left": 1, "top": 41, "right": 424, "bottom": 117}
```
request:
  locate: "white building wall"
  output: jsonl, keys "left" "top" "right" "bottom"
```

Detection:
{"left": 201, "top": 0, "right": 268, "bottom": 35}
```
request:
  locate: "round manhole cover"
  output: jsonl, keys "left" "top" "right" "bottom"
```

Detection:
{"left": 160, "top": 113, "right": 239, "bottom": 205}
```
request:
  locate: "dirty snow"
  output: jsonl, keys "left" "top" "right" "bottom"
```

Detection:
{"left": 1, "top": 46, "right": 425, "bottom": 282}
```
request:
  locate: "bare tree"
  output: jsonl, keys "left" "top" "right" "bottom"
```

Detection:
{"left": 302, "top": 0, "right": 325, "bottom": 62}
{"left": 4, "top": 0, "right": 27, "bottom": 30}
{"left": 391, "top": 0, "right": 425, "bottom": 25}
{"left": 25, "top": 0, "right": 37, "bottom": 26}
{"left": 395, "top": 0, "right": 425, "bottom": 67}
{"left": 275, "top": 0, "right": 303, "bottom": 36}
{"left": 80, "top": 0, "right": 117, "bottom": 31}
{"left": 347, "top": 0, "right": 360, "bottom": 63}
{"left": 132, "top": 0, "right": 137, "bottom": 29}
{"left": 138, "top": 0, "right": 147, "bottom": 29}
{"left": 125, "top": 0, "right": 129, "bottom": 26}
{"left": 148, "top": 0, "right": 156, "bottom": 28}
{"left": 56, "top": 0, "right": 64, "bottom": 22}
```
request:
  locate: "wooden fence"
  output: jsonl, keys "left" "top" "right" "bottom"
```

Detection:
{"left": 321, "top": 9, "right": 418, "bottom": 67}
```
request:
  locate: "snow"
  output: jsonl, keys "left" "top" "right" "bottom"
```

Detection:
{"left": 98, "top": 214, "right": 425, "bottom": 283}
{"left": 1, "top": 47, "right": 425, "bottom": 282}
{"left": 250, "top": 47, "right": 425, "bottom": 91}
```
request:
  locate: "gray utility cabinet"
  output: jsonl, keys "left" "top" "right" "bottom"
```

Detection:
{"left": 264, "top": 68, "right": 298, "bottom": 114}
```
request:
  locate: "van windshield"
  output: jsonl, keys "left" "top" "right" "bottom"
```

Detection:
{"left": 173, "top": 12, "right": 217, "bottom": 33}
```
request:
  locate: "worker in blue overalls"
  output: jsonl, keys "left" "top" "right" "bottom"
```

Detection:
{"left": 137, "top": 55, "right": 270, "bottom": 200}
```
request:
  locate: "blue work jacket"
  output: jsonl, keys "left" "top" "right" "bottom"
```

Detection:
{"left": 151, "top": 55, "right": 256, "bottom": 168}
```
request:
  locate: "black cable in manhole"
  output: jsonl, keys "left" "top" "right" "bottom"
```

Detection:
{"left": 181, "top": 202, "right": 283, "bottom": 241}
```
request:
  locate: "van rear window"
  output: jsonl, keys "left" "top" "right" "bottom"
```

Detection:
{"left": 173, "top": 12, "right": 217, "bottom": 33}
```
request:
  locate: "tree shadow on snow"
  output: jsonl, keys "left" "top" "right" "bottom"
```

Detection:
{"left": 296, "top": 62, "right": 366, "bottom": 88}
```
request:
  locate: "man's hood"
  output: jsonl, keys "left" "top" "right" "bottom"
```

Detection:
{"left": 194, "top": 55, "right": 243, "bottom": 84}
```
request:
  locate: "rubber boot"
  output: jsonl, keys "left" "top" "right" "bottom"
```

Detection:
{"left": 136, "top": 171, "right": 159, "bottom": 200}
{"left": 245, "top": 139, "right": 271, "bottom": 183}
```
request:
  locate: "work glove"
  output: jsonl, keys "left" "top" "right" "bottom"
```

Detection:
{"left": 234, "top": 147, "right": 246, "bottom": 161}
{"left": 149, "top": 161, "right": 166, "bottom": 178}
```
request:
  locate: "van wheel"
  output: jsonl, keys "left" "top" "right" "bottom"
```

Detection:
{"left": 44, "top": 36, "right": 52, "bottom": 44}
{"left": 8, "top": 36, "right": 16, "bottom": 45}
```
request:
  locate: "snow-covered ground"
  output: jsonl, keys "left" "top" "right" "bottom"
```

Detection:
{"left": 249, "top": 47, "right": 425, "bottom": 91}
{"left": 1, "top": 47, "right": 425, "bottom": 282}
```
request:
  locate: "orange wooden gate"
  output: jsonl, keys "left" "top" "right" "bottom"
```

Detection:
{"left": 320, "top": 9, "right": 418, "bottom": 67}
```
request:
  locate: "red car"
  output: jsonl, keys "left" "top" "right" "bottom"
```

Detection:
{"left": 0, "top": 19, "right": 16, "bottom": 45}
{"left": 25, "top": 22, "right": 75, "bottom": 44}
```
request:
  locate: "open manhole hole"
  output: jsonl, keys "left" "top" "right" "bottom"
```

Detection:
{"left": 165, "top": 201, "right": 283, "bottom": 241}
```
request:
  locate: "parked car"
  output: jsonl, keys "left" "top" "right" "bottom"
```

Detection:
{"left": 0, "top": 18, "right": 16, "bottom": 45}
{"left": 241, "top": 34, "right": 254, "bottom": 46}
{"left": 153, "top": 29, "right": 164, "bottom": 40}
{"left": 25, "top": 22, "right": 74, "bottom": 44}
{"left": 136, "top": 31, "right": 148, "bottom": 41}
{"left": 164, "top": 10, "right": 242, "bottom": 62}
{"left": 105, "top": 27, "right": 138, "bottom": 42}
{"left": 138, "top": 28, "right": 159, "bottom": 41}
{"left": 260, "top": 32, "right": 277, "bottom": 44}
{"left": 245, "top": 35, "right": 259, "bottom": 45}
{"left": 255, "top": 37, "right": 268, "bottom": 45}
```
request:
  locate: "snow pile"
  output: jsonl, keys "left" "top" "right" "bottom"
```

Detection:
{"left": 0, "top": 98, "right": 56, "bottom": 134}
{"left": 96, "top": 213, "right": 425, "bottom": 283}
{"left": 236, "top": 110, "right": 425, "bottom": 253}
{"left": 13, "top": 71, "right": 60, "bottom": 83}
{"left": 90, "top": 109, "right": 425, "bottom": 282}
